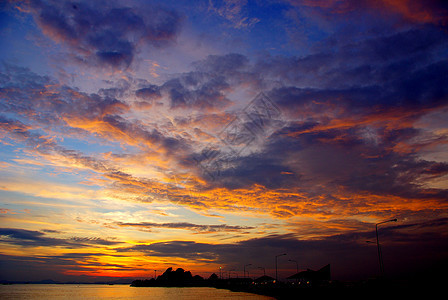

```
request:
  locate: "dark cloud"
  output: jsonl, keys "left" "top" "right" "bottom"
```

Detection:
{"left": 119, "top": 219, "right": 448, "bottom": 281}
{"left": 161, "top": 73, "right": 232, "bottom": 110}
{"left": 0, "top": 228, "right": 47, "bottom": 242}
{"left": 98, "top": 79, "right": 132, "bottom": 99}
{"left": 208, "top": 0, "right": 260, "bottom": 29}
{"left": 0, "top": 253, "right": 136, "bottom": 282}
{"left": 69, "top": 237, "right": 120, "bottom": 246}
{"left": 261, "top": 28, "right": 448, "bottom": 113}
{"left": 114, "top": 221, "right": 254, "bottom": 233}
{"left": 207, "top": 118, "right": 448, "bottom": 201}
{"left": 101, "top": 114, "right": 192, "bottom": 156}
{"left": 135, "top": 85, "right": 161, "bottom": 101}
{"left": 185, "top": 25, "right": 448, "bottom": 201}
{"left": 140, "top": 24, "right": 448, "bottom": 114}
{"left": 156, "top": 53, "right": 257, "bottom": 110}
{"left": 120, "top": 241, "right": 219, "bottom": 261}
{"left": 287, "top": 0, "right": 448, "bottom": 27}
{"left": 192, "top": 53, "right": 250, "bottom": 79}
{"left": 40, "top": 229, "right": 63, "bottom": 234}
{"left": 25, "top": 0, "right": 181, "bottom": 70}
{"left": 2, "top": 220, "right": 447, "bottom": 282}
{"left": 207, "top": 154, "right": 300, "bottom": 190}
{"left": 0, "top": 228, "right": 120, "bottom": 248}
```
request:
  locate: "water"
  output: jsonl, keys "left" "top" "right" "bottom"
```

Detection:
{"left": 0, "top": 284, "right": 274, "bottom": 299}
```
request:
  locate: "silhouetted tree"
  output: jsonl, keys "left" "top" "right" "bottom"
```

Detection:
{"left": 208, "top": 273, "right": 219, "bottom": 281}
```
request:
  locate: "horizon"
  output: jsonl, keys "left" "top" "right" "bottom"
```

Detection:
{"left": 1, "top": 0, "right": 447, "bottom": 284}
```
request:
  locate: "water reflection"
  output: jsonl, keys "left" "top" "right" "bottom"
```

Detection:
{"left": 0, "top": 284, "right": 274, "bottom": 299}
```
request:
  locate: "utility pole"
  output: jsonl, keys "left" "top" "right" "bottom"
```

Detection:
{"left": 376, "top": 218, "right": 397, "bottom": 277}
{"left": 275, "top": 253, "right": 286, "bottom": 282}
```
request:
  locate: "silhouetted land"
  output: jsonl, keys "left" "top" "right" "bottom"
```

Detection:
{"left": 2, "top": 266, "right": 442, "bottom": 298}
{"left": 130, "top": 267, "right": 210, "bottom": 287}
{"left": 130, "top": 267, "right": 444, "bottom": 299}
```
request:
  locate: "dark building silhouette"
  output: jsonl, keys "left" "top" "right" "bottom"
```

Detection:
{"left": 286, "top": 264, "right": 331, "bottom": 286}
{"left": 254, "top": 275, "right": 275, "bottom": 284}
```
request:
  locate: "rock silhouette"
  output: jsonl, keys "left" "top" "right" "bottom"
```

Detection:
{"left": 131, "top": 267, "right": 207, "bottom": 287}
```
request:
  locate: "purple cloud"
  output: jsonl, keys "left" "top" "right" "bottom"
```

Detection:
{"left": 26, "top": 0, "right": 181, "bottom": 70}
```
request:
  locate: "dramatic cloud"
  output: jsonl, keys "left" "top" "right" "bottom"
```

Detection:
{"left": 120, "top": 218, "right": 448, "bottom": 280}
{"left": 0, "top": 228, "right": 120, "bottom": 248}
{"left": 1, "top": 36, "right": 447, "bottom": 221}
{"left": 208, "top": 0, "right": 260, "bottom": 29}
{"left": 114, "top": 221, "right": 254, "bottom": 233}
{"left": 287, "top": 0, "right": 448, "bottom": 26}
{"left": 1, "top": 0, "right": 447, "bottom": 284}
{"left": 23, "top": 0, "right": 181, "bottom": 70}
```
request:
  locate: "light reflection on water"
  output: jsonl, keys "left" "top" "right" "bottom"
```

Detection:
{"left": 0, "top": 284, "right": 274, "bottom": 299}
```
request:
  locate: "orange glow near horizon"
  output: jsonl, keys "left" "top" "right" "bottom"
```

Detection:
{"left": 1, "top": 0, "right": 447, "bottom": 283}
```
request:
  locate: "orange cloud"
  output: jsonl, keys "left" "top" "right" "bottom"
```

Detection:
{"left": 288, "top": 0, "right": 448, "bottom": 25}
{"left": 379, "top": 0, "right": 448, "bottom": 25}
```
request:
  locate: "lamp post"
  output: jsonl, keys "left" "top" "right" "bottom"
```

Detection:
{"left": 219, "top": 266, "right": 222, "bottom": 279}
{"left": 244, "top": 264, "right": 252, "bottom": 278}
{"left": 275, "top": 253, "right": 287, "bottom": 282}
{"left": 375, "top": 218, "right": 397, "bottom": 277}
{"left": 154, "top": 270, "right": 157, "bottom": 279}
{"left": 258, "top": 267, "right": 266, "bottom": 276}
{"left": 288, "top": 259, "right": 298, "bottom": 273}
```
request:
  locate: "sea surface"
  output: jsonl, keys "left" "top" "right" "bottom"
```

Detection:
{"left": 0, "top": 284, "right": 275, "bottom": 299}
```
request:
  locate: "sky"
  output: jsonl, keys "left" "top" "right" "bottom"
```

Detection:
{"left": 0, "top": 0, "right": 447, "bottom": 283}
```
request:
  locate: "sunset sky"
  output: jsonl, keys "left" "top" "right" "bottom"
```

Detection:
{"left": 1, "top": 0, "right": 447, "bottom": 282}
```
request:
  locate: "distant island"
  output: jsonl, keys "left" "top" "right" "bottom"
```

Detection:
{"left": 130, "top": 267, "right": 216, "bottom": 287}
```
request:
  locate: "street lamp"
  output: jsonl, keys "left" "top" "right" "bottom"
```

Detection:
{"left": 275, "top": 253, "right": 287, "bottom": 282}
{"left": 288, "top": 259, "right": 299, "bottom": 273}
{"left": 375, "top": 218, "right": 397, "bottom": 277}
{"left": 219, "top": 266, "right": 222, "bottom": 279}
{"left": 244, "top": 264, "right": 252, "bottom": 278}
{"left": 258, "top": 266, "right": 266, "bottom": 276}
